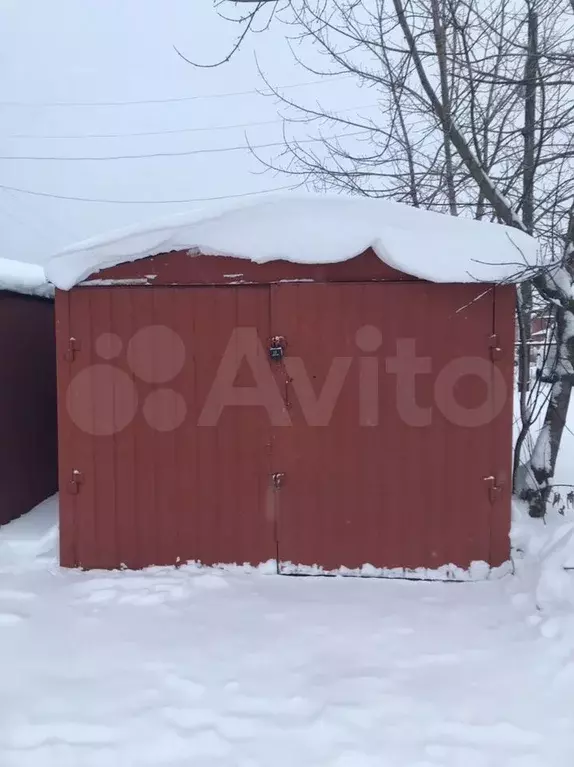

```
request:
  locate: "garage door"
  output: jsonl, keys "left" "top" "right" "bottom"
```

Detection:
{"left": 270, "top": 282, "right": 499, "bottom": 574}
{"left": 60, "top": 286, "right": 275, "bottom": 569}
{"left": 59, "top": 282, "right": 504, "bottom": 573}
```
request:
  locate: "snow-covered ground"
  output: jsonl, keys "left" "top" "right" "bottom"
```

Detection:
{"left": 1, "top": 511, "right": 574, "bottom": 767}
{"left": 0, "top": 495, "right": 58, "bottom": 564}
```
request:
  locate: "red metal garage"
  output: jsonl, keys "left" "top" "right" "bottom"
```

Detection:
{"left": 0, "top": 290, "right": 58, "bottom": 526}
{"left": 55, "top": 247, "right": 515, "bottom": 576}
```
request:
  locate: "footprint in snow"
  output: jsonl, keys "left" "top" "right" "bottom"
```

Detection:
{"left": 0, "top": 590, "right": 36, "bottom": 602}
{"left": 393, "top": 626, "right": 416, "bottom": 635}
{"left": 0, "top": 612, "right": 25, "bottom": 627}
{"left": 6, "top": 722, "right": 118, "bottom": 749}
{"left": 428, "top": 721, "right": 542, "bottom": 748}
{"left": 193, "top": 574, "right": 229, "bottom": 590}
{"left": 161, "top": 706, "right": 214, "bottom": 730}
{"left": 394, "top": 652, "right": 462, "bottom": 669}
{"left": 118, "top": 592, "right": 180, "bottom": 606}
{"left": 83, "top": 589, "right": 118, "bottom": 604}
{"left": 161, "top": 673, "right": 206, "bottom": 701}
{"left": 332, "top": 750, "right": 390, "bottom": 767}
{"left": 77, "top": 580, "right": 189, "bottom": 605}
{"left": 74, "top": 578, "right": 121, "bottom": 593}
{"left": 0, "top": 591, "right": 35, "bottom": 625}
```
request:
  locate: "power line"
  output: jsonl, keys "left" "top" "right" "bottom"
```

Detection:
{"left": 8, "top": 116, "right": 282, "bottom": 140}
{"left": 0, "top": 189, "right": 51, "bottom": 239}
{"left": 0, "top": 131, "right": 367, "bottom": 161}
{"left": 5, "top": 104, "right": 378, "bottom": 140}
{"left": 0, "top": 182, "right": 298, "bottom": 205}
{"left": 0, "top": 75, "right": 351, "bottom": 108}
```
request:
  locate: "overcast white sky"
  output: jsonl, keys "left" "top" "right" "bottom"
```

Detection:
{"left": 0, "top": 0, "right": 365, "bottom": 265}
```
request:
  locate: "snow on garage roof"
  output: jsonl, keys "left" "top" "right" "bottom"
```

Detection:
{"left": 45, "top": 194, "right": 539, "bottom": 290}
{"left": 0, "top": 257, "right": 52, "bottom": 298}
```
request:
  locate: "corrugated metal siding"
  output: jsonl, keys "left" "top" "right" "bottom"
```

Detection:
{"left": 0, "top": 292, "right": 57, "bottom": 526}
{"left": 57, "top": 275, "right": 512, "bottom": 573}
{"left": 422, "top": 284, "right": 497, "bottom": 569}
{"left": 81, "top": 247, "right": 414, "bottom": 287}
{"left": 55, "top": 289, "right": 75, "bottom": 565}
{"left": 491, "top": 284, "right": 516, "bottom": 565}
{"left": 59, "top": 286, "right": 275, "bottom": 569}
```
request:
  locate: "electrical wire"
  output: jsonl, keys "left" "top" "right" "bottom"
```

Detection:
{"left": 0, "top": 182, "right": 298, "bottom": 204}
{"left": 5, "top": 104, "right": 378, "bottom": 140}
{"left": 8, "top": 116, "right": 282, "bottom": 140}
{"left": 0, "top": 130, "right": 367, "bottom": 161}
{"left": 0, "top": 189, "right": 52, "bottom": 238}
{"left": 0, "top": 75, "right": 351, "bottom": 108}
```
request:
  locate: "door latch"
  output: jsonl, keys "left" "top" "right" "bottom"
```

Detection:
{"left": 272, "top": 472, "right": 286, "bottom": 490}
{"left": 65, "top": 337, "right": 80, "bottom": 362}
{"left": 483, "top": 475, "right": 503, "bottom": 503}
{"left": 489, "top": 334, "right": 502, "bottom": 361}
{"left": 68, "top": 469, "right": 84, "bottom": 495}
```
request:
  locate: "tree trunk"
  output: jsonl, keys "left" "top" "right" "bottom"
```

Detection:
{"left": 517, "top": 283, "right": 533, "bottom": 393}
{"left": 529, "top": 382, "right": 572, "bottom": 516}
{"left": 513, "top": 290, "right": 534, "bottom": 489}
{"left": 522, "top": 305, "right": 574, "bottom": 515}
{"left": 519, "top": 298, "right": 574, "bottom": 514}
{"left": 517, "top": 6, "right": 537, "bottom": 394}
{"left": 431, "top": 0, "right": 458, "bottom": 216}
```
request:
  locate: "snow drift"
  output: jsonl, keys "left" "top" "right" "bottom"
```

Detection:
{"left": 45, "top": 194, "right": 540, "bottom": 290}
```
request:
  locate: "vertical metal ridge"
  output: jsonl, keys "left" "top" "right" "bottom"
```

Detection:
{"left": 56, "top": 289, "right": 75, "bottom": 566}
{"left": 490, "top": 285, "right": 515, "bottom": 566}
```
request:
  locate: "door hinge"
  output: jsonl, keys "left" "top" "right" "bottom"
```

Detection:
{"left": 271, "top": 472, "right": 286, "bottom": 491}
{"left": 65, "top": 337, "right": 80, "bottom": 362}
{"left": 483, "top": 475, "right": 503, "bottom": 503}
{"left": 489, "top": 334, "right": 502, "bottom": 361}
{"left": 68, "top": 469, "right": 84, "bottom": 495}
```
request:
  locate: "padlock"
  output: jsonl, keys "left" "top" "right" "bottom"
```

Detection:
{"left": 269, "top": 336, "right": 286, "bottom": 361}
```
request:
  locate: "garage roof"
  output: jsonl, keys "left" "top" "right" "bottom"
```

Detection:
{"left": 45, "top": 194, "right": 539, "bottom": 290}
{"left": 0, "top": 257, "right": 52, "bottom": 298}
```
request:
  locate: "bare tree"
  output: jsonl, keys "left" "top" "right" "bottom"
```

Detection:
{"left": 200, "top": 0, "right": 574, "bottom": 517}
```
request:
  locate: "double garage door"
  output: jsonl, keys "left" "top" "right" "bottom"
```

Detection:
{"left": 59, "top": 281, "right": 509, "bottom": 574}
